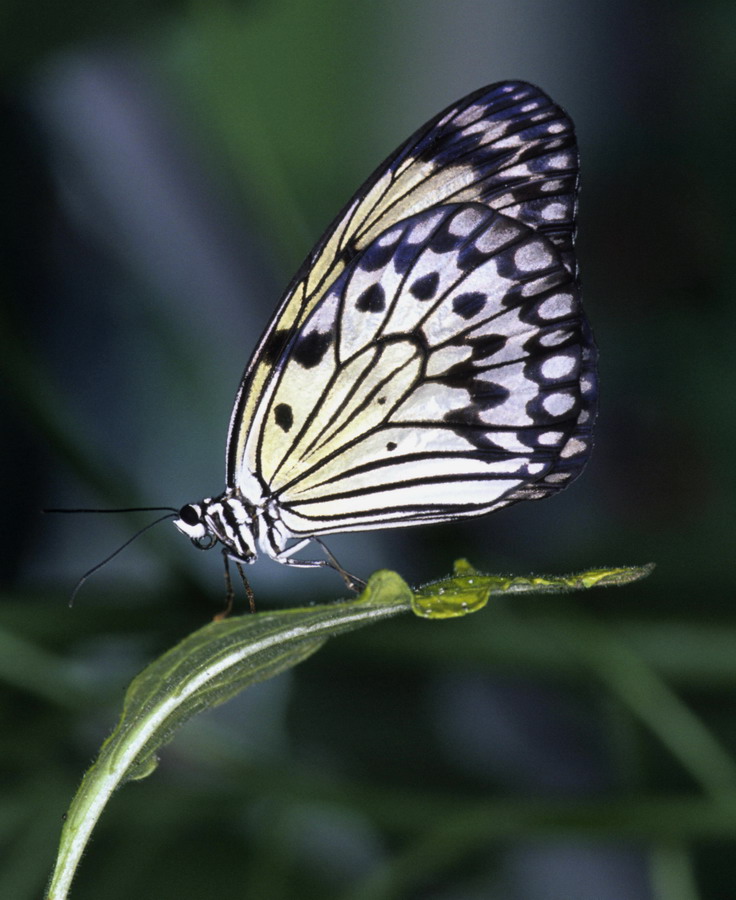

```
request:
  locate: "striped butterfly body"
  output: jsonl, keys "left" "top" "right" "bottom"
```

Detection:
{"left": 174, "top": 81, "right": 597, "bottom": 584}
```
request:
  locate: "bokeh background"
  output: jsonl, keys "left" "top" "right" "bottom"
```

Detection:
{"left": 2, "top": 1, "right": 735, "bottom": 898}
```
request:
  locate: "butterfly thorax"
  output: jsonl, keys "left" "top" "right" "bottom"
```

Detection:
{"left": 174, "top": 493, "right": 260, "bottom": 563}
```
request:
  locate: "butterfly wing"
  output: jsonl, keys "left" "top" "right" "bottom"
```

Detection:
{"left": 226, "top": 81, "right": 583, "bottom": 486}
{"left": 240, "top": 200, "right": 595, "bottom": 540}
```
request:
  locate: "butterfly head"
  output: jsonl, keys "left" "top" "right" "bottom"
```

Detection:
{"left": 174, "top": 495, "right": 258, "bottom": 563}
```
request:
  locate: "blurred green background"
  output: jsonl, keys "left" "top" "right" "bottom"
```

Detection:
{"left": 2, "top": 1, "right": 735, "bottom": 898}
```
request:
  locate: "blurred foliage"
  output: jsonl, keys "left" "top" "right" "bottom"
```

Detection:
{"left": 1, "top": 1, "right": 736, "bottom": 899}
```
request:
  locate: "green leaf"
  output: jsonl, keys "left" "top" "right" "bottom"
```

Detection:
{"left": 411, "top": 560, "right": 655, "bottom": 619}
{"left": 45, "top": 562, "right": 650, "bottom": 899}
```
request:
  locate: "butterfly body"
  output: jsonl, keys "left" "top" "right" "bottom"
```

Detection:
{"left": 174, "top": 81, "right": 597, "bottom": 578}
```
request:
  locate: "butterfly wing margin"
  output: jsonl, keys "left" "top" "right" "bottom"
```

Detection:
{"left": 241, "top": 203, "right": 596, "bottom": 541}
{"left": 226, "top": 81, "right": 580, "bottom": 485}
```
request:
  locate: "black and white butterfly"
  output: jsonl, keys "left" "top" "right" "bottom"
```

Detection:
{"left": 174, "top": 81, "right": 597, "bottom": 584}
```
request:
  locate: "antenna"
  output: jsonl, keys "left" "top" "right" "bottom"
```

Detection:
{"left": 43, "top": 507, "right": 179, "bottom": 605}
{"left": 43, "top": 507, "right": 179, "bottom": 514}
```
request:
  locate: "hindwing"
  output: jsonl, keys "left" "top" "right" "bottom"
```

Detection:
{"left": 239, "top": 201, "right": 595, "bottom": 537}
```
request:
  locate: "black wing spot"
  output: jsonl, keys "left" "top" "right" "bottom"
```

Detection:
{"left": 469, "top": 379, "right": 510, "bottom": 409}
{"left": 410, "top": 271, "right": 440, "bottom": 301}
{"left": 429, "top": 224, "right": 461, "bottom": 254}
{"left": 377, "top": 396, "right": 387, "bottom": 405}
{"left": 261, "top": 328, "right": 291, "bottom": 365}
{"left": 452, "top": 292, "right": 486, "bottom": 319}
{"left": 293, "top": 331, "right": 332, "bottom": 368}
{"left": 386, "top": 441, "right": 397, "bottom": 451}
{"left": 356, "top": 283, "right": 386, "bottom": 312}
{"left": 274, "top": 403, "right": 294, "bottom": 432}
{"left": 337, "top": 239, "right": 361, "bottom": 266}
{"left": 470, "top": 334, "right": 508, "bottom": 360}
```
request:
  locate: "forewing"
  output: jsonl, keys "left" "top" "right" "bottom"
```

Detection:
{"left": 241, "top": 203, "right": 596, "bottom": 537}
{"left": 226, "top": 81, "right": 580, "bottom": 484}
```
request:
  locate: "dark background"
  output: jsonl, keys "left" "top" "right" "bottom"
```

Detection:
{"left": 2, "top": 2, "right": 735, "bottom": 898}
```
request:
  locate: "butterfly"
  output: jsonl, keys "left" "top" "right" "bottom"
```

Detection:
{"left": 173, "top": 81, "right": 597, "bottom": 587}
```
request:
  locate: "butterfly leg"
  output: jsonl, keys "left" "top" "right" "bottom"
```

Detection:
{"left": 311, "top": 537, "right": 367, "bottom": 593}
{"left": 274, "top": 538, "right": 366, "bottom": 593}
{"left": 236, "top": 559, "right": 257, "bottom": 613}
{"left": 218, "top": 550, "right": 256, "bottom": 617}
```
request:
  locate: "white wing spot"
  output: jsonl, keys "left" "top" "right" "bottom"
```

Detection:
{"left": 545, "top": 472, "right": 571, "bottom": 483}
{"left": 538, "top": 292, "right": 574, "bottom": 320}
{"left": 461, "top": 121, "right": 488, "bottom": 137}
{"left": 581, "top": 375, "right": 595, "bottom": 393}
{"left": 449, "top": 207, "right": 483, "bottom": 236}
{"left": 494, "top": 134, "right": 524, "bottom": 149}
{"left": 514, "top": 242, "right": 553, "bottom": 272}
{"left": 377, "top": 227, "right": 402, "bottom": 247}
{"left": 561, "top": 438, "right": 587, "bottom": 458}
{"left": 540, "top": 202, "right": 567, "bottom": 222}
{"left": 538, "top": 431, "right": 564, "bottom": 446}
{"left": 543, "top": 392, "right": 576, "bottom": 416}
{"left": 539, "top": 329, "right": 571, "bottom": 347}
{"left": 454, "top": 103, "right": 486, "bottom": 126}
{"left": 501, "top": 163, "right": 536, "bottom": 181}
{"left": 541, "top": 355, "right": 575, "bottom": 380}
{"left": 475, "top": 221, "right": 520, "bottom": 254}
{"left": 407, "top": 210, "right": 446, "bottom": 244}
{"left": 548, "top": 122, "right": 566, "bottom": 134}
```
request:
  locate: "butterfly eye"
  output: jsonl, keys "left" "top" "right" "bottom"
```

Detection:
{"left": 178, "top": 504, "right": 201, "bottom": 526}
